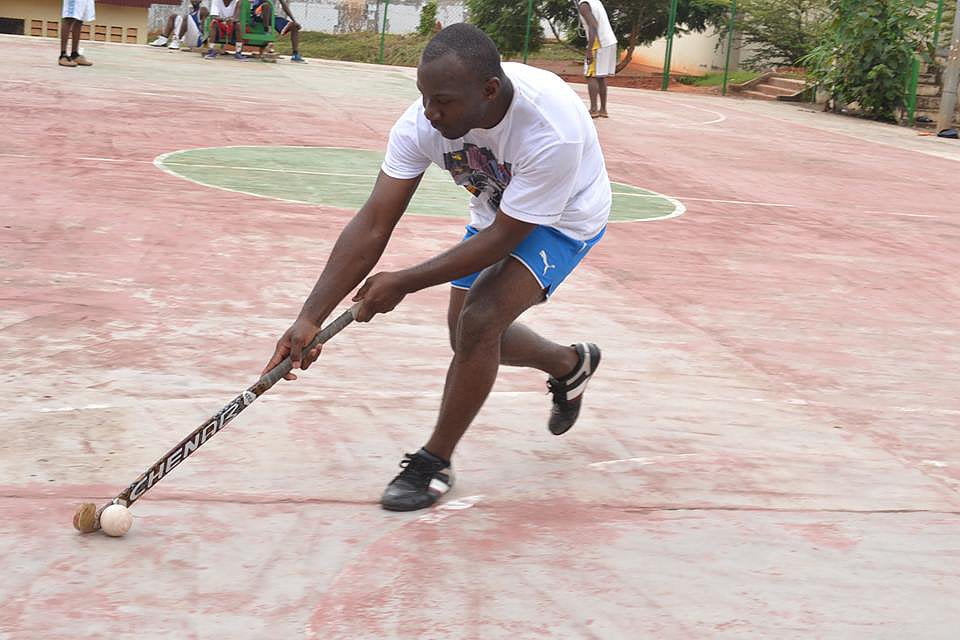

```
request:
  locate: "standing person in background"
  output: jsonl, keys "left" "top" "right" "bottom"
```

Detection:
{"left": 578, "top": 0, "right": 616, "bottom": 118}
{"left": 59, "top": 0, "right": 95, "bottom": 67}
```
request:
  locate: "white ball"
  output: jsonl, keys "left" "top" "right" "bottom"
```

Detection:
{"left": 99, "top": 504, "right": 133, "bottom": 537}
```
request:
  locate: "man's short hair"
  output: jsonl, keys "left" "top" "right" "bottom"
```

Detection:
{"left": 421, "top": 23, "right": 504, "bottom": 82}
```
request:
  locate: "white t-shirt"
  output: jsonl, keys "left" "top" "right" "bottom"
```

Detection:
{"left": 382, "top": 63, "right": 611, "bottom": 241}
{"left": 578, "top": 0, "right": 617, "bottom": 48}
{"left": 210, "top": 0, "right": 238, "bottom": 19}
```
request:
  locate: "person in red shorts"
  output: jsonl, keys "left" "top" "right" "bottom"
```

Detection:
{"left": 204, "top": 0, "right": 239, "bottom": 59}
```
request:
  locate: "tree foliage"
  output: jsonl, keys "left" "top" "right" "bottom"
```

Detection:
{"left": 541, "top": 0, "right": 727, "bottom": 69}
{"left": 467, "top": 0, "right": 726, "bottom": 66}
{"left": 418, "top": 0, "right": 439, "bottom": 37}
{"left": 725, "top": 0, "right": 830, "bottom": 69}
{"left": 465, "top": 0, "right": 545, "bottom": 58}
{"left": 802, "top": 0, "right": 933, "bottom": 122}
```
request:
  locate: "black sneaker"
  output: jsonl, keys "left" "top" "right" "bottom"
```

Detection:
{"left": 547, "top": 343, "right": 601, "bottom": 435}
{"left": 381, "top": 449, "right": 454, "bottom": 511}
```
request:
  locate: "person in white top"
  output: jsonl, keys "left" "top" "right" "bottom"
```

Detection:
{"left": 150, "top": 1, "right": 208, "bottom": 50}
{"left": 578, "top": 0, "right": 617, "bottom": 118}
{"left": 262, "top": 24, "right": 611, "bottom": 512}
{"left": 204, "top": 0, "right": 239, "bottom": 59}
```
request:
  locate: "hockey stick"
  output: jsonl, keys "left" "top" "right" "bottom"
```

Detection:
{"left": 73, "top": 304, "right": 359, "bottom": 533}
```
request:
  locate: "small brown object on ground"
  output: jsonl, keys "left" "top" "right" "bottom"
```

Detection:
{"left": 73, "top": 502, "right": 99, "bottom": 533}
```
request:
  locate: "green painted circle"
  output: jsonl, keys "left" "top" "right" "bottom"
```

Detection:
{"left": 155, "top": 146, "right": 682, "bottom": 222}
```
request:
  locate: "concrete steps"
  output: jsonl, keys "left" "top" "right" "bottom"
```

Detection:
{"left": 911, "top": 59, "right": 958, "bottom": 128}
{"left": 753, "top": 83, "right": 798, "bottom": 98}
{"left": 768, "top": 76, "right": 808, "bottom": 92}
{"left": 733, "top": 73, "right": 812, "bottom": 102}
{"left": 743, "top": 89, "right": 777, "bottom": 100}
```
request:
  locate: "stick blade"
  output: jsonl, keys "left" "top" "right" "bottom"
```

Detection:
{"left": 73, "top": 502, "right": 100, "bottom": 533}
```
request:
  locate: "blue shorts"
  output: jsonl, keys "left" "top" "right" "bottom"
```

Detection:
{"left": 250, "top": 1, "right": 291, "bottom": 33}
{"left": 451, "top": 225, "right": 605, "bottom": 297}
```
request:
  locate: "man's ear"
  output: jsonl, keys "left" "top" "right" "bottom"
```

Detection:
{"left": 484, "top": 77, "right": 501, "bottom": 101}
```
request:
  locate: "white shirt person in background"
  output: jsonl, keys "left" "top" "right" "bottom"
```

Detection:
{"left": 578, "top": 0, "right": 617, "bottom": 118}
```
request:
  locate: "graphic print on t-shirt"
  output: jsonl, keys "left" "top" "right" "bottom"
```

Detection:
{"left": 443, "top": 144, "right": 513, "bottom": 212}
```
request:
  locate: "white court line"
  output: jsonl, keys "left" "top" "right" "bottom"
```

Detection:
{"left": 658, "top": 100, "right": 727, "bottom": 126}
{"left": 37, "top": 403, "right": 114, "bottom": 413}
{"left": 865, "top": 210, "right": 938, "bottom": 219}
{"left": 416, "top": 495, "right": 484, "bottom": 524}
{"left": 590, "top": 454, "right": 698, "bottom": 470}
{"left": 77, "top": 156, "right": 140, "bottom": 163}
{"left": 609, "top": 190, "right": 686, "bottom": 222}
{"left": 154, "top": 149, "right": 323, "bottom": 206}
{"left": 161, "top": 161, "right": 379, "bottom": 180}
{"left": 6, "top": 148, "right": 944, "bottom": 219}
{"left": 615, "top": 93, "right": 727, "bottom": 127}
{"left": 2, "top": 77, "right": 263, "bottom": 105}
{"left": 614, "top": 191, "right": 796, "bottom": 208}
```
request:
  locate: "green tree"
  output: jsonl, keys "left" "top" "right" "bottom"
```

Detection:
{"left": 540, "top": 0, "right": 727, "bottom": 71}
{"left": 725, "top": 0, "right": 829, "bottom": 69}
{"left": 803, "top": 0, "right": 933, "bottom": 121}
{"left": 418, "top": 0, "right": 439, "bottom": 37}
{"left": 465, "top": 0, "right": 545, "bottom": 58}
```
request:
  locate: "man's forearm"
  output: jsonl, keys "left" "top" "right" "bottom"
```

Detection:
{"left": 396, "top": 224, "right": 530, "bottom": 294}
{"left": 299, "top": 212, "right": 392, "bottom": 322}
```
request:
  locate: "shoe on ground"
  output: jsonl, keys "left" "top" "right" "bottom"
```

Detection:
{"left": 58, "top": 55, "right": 77, "bottom": 67}
{"left": 233, "top": 51, "right": 246, "bottom": 60}
{"left": 72, "top": 54, "right": 92, "bottom": 66}
{"left": 547, "top": 342, "right": 601, "bottom": 435}
{"left": 168, "top": 38, "right": 181, "bottom": 50}
{"left": 290, "top": 53, "right": 306, "bottom": 63}
{"left": 150, "top": 35, "right": 169, "bottom": 47}
{"left": 203, "top": 49, "right": 218, "bottom": 59}
{"left": 381, "top": 449, "right": 454, "bottom": 512}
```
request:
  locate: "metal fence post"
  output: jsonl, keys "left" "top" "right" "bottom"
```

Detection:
{"left": 523, "top": 0, "right": 534, "bottom": 63}
{"left": 722, "top": 0, "right": 738, "bottom": 96}
{"left": 661, "top": 0, "right": 680, "bottom": 91}
{"left": 934, "top": 0, "right": 946, "bottom": 50}
{"left": 378, "top": 0, "right": 390, "bottom": 64}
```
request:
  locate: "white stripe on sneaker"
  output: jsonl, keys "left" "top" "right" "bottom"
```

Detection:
{"left": 569, "top": 343, "right": 592, "bottom": 381}
{"left": 428, "top": 477, "right": 451, "bottom": 496}
{"left": 566, "top": 377, "right": 589, "bottom": 400}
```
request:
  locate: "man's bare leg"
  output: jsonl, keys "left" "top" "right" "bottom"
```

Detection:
{"left": 290, "top": 22, "right": 300, "bottom": 51}
{"left": 586, "top": 76, "right": 600, "bottom": 115}
{"left": 446, "top": 287, "right": 577, "bottom": 377}
{"left": 165, "top": 14, "right": 177, "bottom": 38}
{"left": 598, "top": 77, "right": 609, "bottom": 117}
{"left": 424, "top": 257, "right": 571, "bottom": 460}
{"left": 70, "top": 19, "right": 81, "bottom": 56}
{"left": 59, "top": 18, "right": 73, "bottom": 60}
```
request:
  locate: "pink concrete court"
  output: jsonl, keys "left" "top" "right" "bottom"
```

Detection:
{"left": 2, "top": 34, "right": 960, "bottom": 639}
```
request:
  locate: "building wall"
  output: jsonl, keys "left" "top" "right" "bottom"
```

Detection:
{"left": 1, "top": 0, "right": 153, "bottom": 44}
{"left": 630, "top": 29, "right": 757, "bottom": 76}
